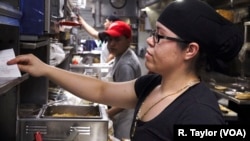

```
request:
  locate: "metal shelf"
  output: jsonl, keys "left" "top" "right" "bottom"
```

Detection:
{"left": 73, "top": 50, "right": 102, "bottom": 55}
{"left": 20, "top": 40, "right": 50, "bottom": 49}
{"left": 0, "top": 73, "right": 29, "bottom": 95}
{"left": 0, "top": 2, "right": 22, "bottom": 19}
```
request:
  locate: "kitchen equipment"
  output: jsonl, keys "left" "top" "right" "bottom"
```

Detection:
{"left": 18, "top": 105, "right": 109, "bottom": 141}
{"left": 70, "top": 63, "right": 112, "bottom": 79}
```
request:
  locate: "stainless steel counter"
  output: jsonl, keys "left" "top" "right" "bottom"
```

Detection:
{"left": 212, "top": 89, "right": 250, "bottom": 105}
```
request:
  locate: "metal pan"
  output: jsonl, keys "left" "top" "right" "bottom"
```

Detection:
{"left": 41, "top": 105, "right": 102, "bottom": 119}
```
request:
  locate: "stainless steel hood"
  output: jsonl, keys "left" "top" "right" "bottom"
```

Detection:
{"left": 139, "top": 0, "right": 161, "bottom": 8}
{"left": 142, "top": 0, "right": 172, "bottom": 29}
{"left": 141, "top": 0, "right": 250, "bottom": 29}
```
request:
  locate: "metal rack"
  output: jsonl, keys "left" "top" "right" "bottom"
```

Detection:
{"left": 0, "top": 1, "right": 22, "bottom": 140}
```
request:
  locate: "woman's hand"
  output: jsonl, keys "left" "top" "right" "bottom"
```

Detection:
{"left": 7, "top": 54, "right": 49, "bottom": 77}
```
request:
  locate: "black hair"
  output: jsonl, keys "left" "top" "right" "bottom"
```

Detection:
{"left": 106, "top": 15, "right": 120, "bottom": 22}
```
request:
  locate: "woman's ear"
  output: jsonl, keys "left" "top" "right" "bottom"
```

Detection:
{"left": 184, "top": 42, "right": 199, "bottom": 60}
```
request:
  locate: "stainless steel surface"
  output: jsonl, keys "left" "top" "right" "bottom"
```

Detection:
{"left": 141, "top": 0, "right": 172, "bottom": 30}
{"left": 213, "top": 89, "right": 250, "bottom": 105}
{"left": 70, "top": 63, "right": 112, "bottom": 79}
{"left": 18, "top": 105, "right": 109, "bottom": 141}
{"left": 139, "top": 0, "right": 161, "bottom": 8}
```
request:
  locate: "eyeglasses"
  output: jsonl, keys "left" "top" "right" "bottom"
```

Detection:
{"left": 150, "top": 30, "right": 190, "bottom": 46}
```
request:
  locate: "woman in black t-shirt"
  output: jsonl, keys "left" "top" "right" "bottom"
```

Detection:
{"left": 8, "top": 0, "right": 243, "bottom": 140}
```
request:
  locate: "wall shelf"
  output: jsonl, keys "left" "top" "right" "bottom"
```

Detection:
{"left": 20, "top": 40, "right": 50, "bottom": 49}
{"left": 0, "top": 74, "right": 29, "bottom": 96}
{"left": 0, "top": 1, "right": 22, "bottom": 19}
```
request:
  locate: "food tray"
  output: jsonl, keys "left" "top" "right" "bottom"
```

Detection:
{"left": 41, "top": 105, "right": 102, "bottom": 119}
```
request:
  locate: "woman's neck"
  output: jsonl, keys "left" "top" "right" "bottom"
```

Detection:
{"left": 160, "top": 73, "right": 200, "bottom": 94}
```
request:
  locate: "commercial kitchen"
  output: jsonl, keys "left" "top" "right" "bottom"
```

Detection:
{"left": 0, "top": 0, "right": 250, "bottom": 140}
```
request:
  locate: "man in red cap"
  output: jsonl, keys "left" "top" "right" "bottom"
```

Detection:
{"left": 78, "top": 15, "right": 120, "bottom": 63}
{"left": 103, "top": 21, "right": 133, "bottom": 59}
{"left": 102, "top": 21, "right": 142, "bottom": 140}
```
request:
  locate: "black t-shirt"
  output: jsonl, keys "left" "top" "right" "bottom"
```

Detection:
{"left": 131, "top": 74, "right": 225, "bottom": 141}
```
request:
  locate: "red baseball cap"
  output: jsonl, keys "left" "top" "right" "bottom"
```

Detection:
{"left": 104, "top": 21, "right": 131, "bottom": 38}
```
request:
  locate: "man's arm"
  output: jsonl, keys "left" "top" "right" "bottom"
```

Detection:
{"left": 78, "top": 16, "right": 99, "bottom": 39}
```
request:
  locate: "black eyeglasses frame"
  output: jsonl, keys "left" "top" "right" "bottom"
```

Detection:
{"left": 150, "top": 31, "right": 190, "bottom": 45}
